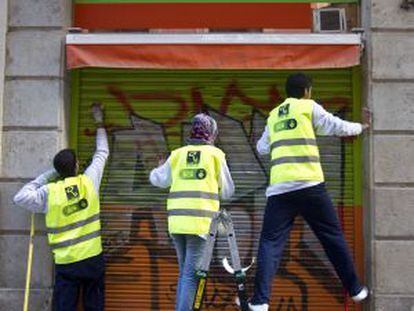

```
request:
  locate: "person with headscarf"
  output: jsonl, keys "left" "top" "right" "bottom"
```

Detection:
{"left": 149, "top": 113, "right": 235, "bottom": 311}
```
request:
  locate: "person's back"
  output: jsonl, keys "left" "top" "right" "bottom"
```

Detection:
{"left": 267, "top": 98, "right": 323, "bottom": 185}
{"left": 167, "top": 144, "right": 225, "bottom": 235}
{"left": 46, "top": 174, "right": 102, "bottom": 264}
{"left": 13, "top": 104, "right": 109, "bottom": 311}
{"left": 150, "top": 113, "right": 234, "bottom": 311}
{"left": 249, "top": 73, "right": 370, "bottom": 311}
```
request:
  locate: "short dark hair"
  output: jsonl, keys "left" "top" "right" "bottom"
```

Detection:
{"left": 53, "top": 149, "right": 77, "bottom": 178}
{"left": 285, "top": 73, "right": 312, "bottom": 99}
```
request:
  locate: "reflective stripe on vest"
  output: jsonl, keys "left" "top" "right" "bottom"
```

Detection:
{"left": 49, "top": 230, "right": 101, "bottom": 250}
{"left": 270, "top": 138, "right": 317, "bottom": 150}
{"left": 167, "top": 209, "right": 218, "bottom": 218}
{"left": 270, "top": 155, "right": 320, "bottom": 167}
{"left": 167, "top": 144, "right": 224, "bottom": 235}
{"left": 267, "top": 98, "right": 324, "bottom": 185}
{"left": 46, "top": 175, "right": 102, "bottom": 264}
{"left": 47, "top": 213, "right": 100, "bottom": 234}
{"left": 168, "top": 191, "right": 219, "bottom": 201}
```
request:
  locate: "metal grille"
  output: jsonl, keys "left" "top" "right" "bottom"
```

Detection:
{"left": 73, "top": 68, "right": 363, "bottom": 311}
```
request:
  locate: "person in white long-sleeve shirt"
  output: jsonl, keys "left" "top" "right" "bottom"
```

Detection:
{"left": 150, "top": 113, "right": 234, "bottom": 311}
{"left": 248, "top": 73, "right": 370, "bottom": 311}
{"left": 256, "top": 94, "right": 366, "bottom": 198}
{"left": 13, "top": 103, "right": 109, "bottom": 311}
{"left": 149, "top": 152, "right": 234, "bottom": 201}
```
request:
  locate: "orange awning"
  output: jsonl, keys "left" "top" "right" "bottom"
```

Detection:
{"left": 66, "top": 33, "right": 362, "bottom": 70}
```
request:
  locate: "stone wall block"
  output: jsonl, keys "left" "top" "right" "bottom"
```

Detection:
{"left": 9, "top": 0, "right": 63, "bottom": 27}
{"left": 3, "top": 80, "right": 61, "bottom": 127}
{"left": 0, "top": 182, "right": 47, "bottom": 231}
{"left": 372, "top": 33, "right": 414, "bottom": 80}
{"left": 0, "top": 289, "right": 52, "bottom": 311}
{"left": 373, "top": 83, "right": 414, "bottom": 131}
{"left": 374, "top": 136, "right": 414, "bottom": 183}
{"left": 6, "top": 30, "right": 64, "bottom": 77}
{"left": 375, "top": 241, "right": 414, "bottom": 293}
{"left": 375, "top": 296, "right": 414, "bottom": 311}
{"left": 0, "top": 235, "right": 53, "bottom": 288}
{"left": 374, "top": 188, "right": 414, "bottom": 237}
{"left": 2, "top": 131, "right": 59, "bottom": 178}
{"left": 372, "top": 0, "right": 414, "bottom": 29}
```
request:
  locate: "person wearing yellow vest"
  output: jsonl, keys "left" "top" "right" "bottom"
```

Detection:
{"left": 248, "top": 74, "right": 370, "bottom": 311}
{"left": 150, "top": 113, "right": 235, "bottom": 311}
{"left": 13, "top": 103, "right": 109, "bottom": 311}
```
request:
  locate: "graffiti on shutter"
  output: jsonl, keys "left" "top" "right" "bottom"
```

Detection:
{"left": 74, "top": 69, "right": 362, "bottom": 310}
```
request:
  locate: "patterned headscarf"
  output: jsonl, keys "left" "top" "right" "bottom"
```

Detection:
{"left": 189, "top": 113, "right": 218, "bottom": 144}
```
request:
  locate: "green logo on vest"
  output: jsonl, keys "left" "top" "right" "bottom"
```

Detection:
{"left": 187, "top": 151, "right": 201, "bottom": 165}
{"left": 63, "top": 198, "right": 89, "bottom": 217}
{"left": 65, "top": 185, "right": 80, "bottom": 201}
{"left": 278, "top": 103, "right": 290, "bottom": 117}
{"left": 179, "top": 168, "right": 207, "bottom": 180}
{"left": 274, "top": 118, "right": 297, "bottom": 132}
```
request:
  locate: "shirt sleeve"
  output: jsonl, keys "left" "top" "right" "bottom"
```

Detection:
{"left": 218, "top": 157, "right": 235, "bottom": 200}
{"left": 256, "top": 126, "right": 271, "bottom": 155}
{"left": 13, "top": 169, "right": 58, "bottom": 213}
{"left": 149, "top": 158, "right": 172, "bottom": 188}
{"left": 84, "top": 128, "right": 110, "bottom": 193}
{"left": 312, "top": 102, "right": 363, "bottom": 137}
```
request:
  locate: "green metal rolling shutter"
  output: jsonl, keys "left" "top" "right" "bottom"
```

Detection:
{"left": 71, "top": 68, "right": 363, "bottom": 311}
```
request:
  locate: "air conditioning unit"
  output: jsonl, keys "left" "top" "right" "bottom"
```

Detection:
{"left": 313, "top": 8, "right": 347, "bottom": 33}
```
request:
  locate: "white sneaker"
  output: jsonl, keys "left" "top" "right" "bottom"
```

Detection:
{"left": 235, "top": 297, "right": 269, "bottom": 311}
{"left": 248, "top": 303, "right": 269, "bottom": 311}
{"left": 351, "top": 286, "right": 369, "bottom": 303}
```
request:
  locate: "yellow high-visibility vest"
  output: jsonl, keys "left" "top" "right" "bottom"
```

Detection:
{"left": 167, "top": 144, "right": 225, "bottom": 235}
{"left": 267, "top": 98, "right": 324, "bottom": 185}
{"left": 46, "top": 175, "right": 102, "bottom": 264}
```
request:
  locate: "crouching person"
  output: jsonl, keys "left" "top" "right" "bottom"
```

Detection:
{"left": 13, "top": 103, "right": 109, "bottom": 311}
{"left": 150, "top": 113, "right": 235, "bottom": 311}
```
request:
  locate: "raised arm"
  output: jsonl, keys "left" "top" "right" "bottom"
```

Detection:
{"left": 84, "top": 103, "right": 109, "bottom": 193}
{"left": 312, "top": 102, "right": 370, "bottom": 137}
{"left": 13, "top": 169, "right": 58, "bottom": 213}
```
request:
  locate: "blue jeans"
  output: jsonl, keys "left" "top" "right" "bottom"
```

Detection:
{"left": 251, "top": 183, "right": 362, "bottom": 305}
{"left": 171, "top": 234, "right": 206, "bottom": 311}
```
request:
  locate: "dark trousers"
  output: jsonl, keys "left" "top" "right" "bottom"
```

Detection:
{"left": 53, "top": 253, "right": 105, "bottom": 311}
{"left": 251, "top": 183, "right": 362, "bottom": 305}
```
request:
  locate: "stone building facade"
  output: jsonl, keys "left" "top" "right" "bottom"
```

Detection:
{"left": 0, "top": 0, "right": 413, "bottom": 310}
{"left": 0, "top": 0, "right": 71, "bottom": 309}
{"left": 364, "top": 0, "right": 414, "bottom": 310}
